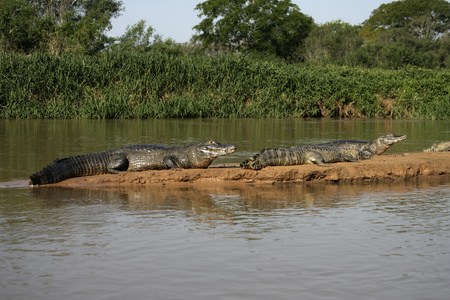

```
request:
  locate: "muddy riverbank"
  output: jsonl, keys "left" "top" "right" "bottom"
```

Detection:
{"left": 41, "top": 152, "right": 450, "bottom": 188}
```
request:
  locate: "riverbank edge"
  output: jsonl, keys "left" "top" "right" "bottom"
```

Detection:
{"left": 38, "top": 152, "right": 450, "bottom": 188}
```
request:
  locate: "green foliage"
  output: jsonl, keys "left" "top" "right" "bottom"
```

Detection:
{"left": 362, "top": 0, "right": 450, "bottom": 41}
{"left": 193, "top": 0, "right": 313, "bottom": 59}
{"left": 298, "top": 0, "right": 450, "bottom": 69}
{"left": 2, "top": 0, "right": 448, "bottom": 70}
{"left": 0, "top": 0, "right": 52, "bottom": 53}
{"left": 1, "top": 52, "right": 449, "bottom": 119}
{"left": 0, "top": 0, "right": 123, "bottom": 54}
{"left": 349, "top": 31, "right": 449, "bottom": 69}
{"left": 332, "top": 0, "right": 450, "bottom": 69}
{"left": 64, "top": 0, "right": 123, "bottom": 54}
{"left": 303, "top": 21, "right": 363, "bottom": 64}
{"left": 108, "top": 20, "right": 185, "bottom": 56}
{"left": 108, "top": 20, "right": 154, "bottom": 53}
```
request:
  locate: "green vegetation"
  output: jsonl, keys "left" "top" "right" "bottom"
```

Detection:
{"left": 1, "top": 51, "right": 449, "bottom": 119}
{"left": 193, "top": 0, "right": 313, "bottom": 60}
{"left": 1, "top": 0, "right": 449, "bottom": 119}
{"left": 0, "top": 0, "right": 122, "bottom": 54}
{"left": 191, "top": 0, "right": 450, "bottom": 68}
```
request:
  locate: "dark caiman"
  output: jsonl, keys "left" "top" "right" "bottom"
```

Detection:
{"left": 29, "top": 140, "right": 237, "bottom": 186}
{"left": 423, "top": 141, "right": 450, "bottom": 152}
{"left": 240, "top": 146, "right": 372, "bottom": 170}
{"left": 317, "top": 133, "right": 407, "bottom": 155}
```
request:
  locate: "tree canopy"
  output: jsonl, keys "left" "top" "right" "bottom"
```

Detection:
{"left": 0, "top": 0, "right": 123, "bottom": 54}
{"left": 303, "top": 21, "right": 362, "bottom": 63}
{"left": 193, "top": 0, "right": 313, "bottom": 59}
{"left": 362, "top": 0, "right": 450, "bottom": 41}
{"left": 1, "top": 0, "right": 449, "bottom": 69}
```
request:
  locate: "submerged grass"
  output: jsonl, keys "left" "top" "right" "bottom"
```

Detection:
{"left": 1, "top": 52, "right": 449, "bottom": 119}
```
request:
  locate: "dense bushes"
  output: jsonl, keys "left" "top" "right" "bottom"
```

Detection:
{"left": 1, "top": 52, "right": 449, "bottom": 119}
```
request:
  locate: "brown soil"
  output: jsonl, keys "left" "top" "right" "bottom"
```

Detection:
{"left": 49, "top": 152, "right": 450, "bottom": 188}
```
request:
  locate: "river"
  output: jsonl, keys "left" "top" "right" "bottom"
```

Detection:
{"left": 1, "top": 118, "right": 449, "bottom": 300}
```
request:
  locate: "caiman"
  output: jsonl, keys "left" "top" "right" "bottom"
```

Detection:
{"left": 318, "top": 133, "right": 407, "bottom": 155}
{"left": 240, "top": 146, "right": 372, "bottom": 170}
{"left": 29, "top": 140, "right": 237, "bottom": 186}
{"left": 423, "top": 141, "right": 450, "bottom": 152}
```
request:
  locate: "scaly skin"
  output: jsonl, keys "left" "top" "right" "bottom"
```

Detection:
{"left": 240, "top": 146, "right": 372, "bottom": 170}
{"left": 423, "top": 141, "right": 450, "bottom": 152}
{"left": 29, "top": 140, "right": 237, "bottom": 186}
{"left": 319, "top": 133, "right": 407, "bottom": 155}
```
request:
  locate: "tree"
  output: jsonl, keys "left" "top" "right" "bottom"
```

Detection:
{"left": 192, "top": 0, "right": 313, "bottom": 59}
{"left": 0, "top": 0, "right": 123, "bottom": 54}
{"left": 361, "top": 0, "right": 450, "bottom": 41}
{"left": 303, "top": 21, "right": 363, "bottom": 64}
{"left": 108, "top": 20, "right": 185, "bottom": 56}
{"left": 354, "top": 0, "right": 450, "bottom": 68}
{"left": 0, "top": 0, "right": 52, "bottom": 53}
{"left": 53, "top": 0, "right": 123, "bottom": 54}
{"left": 110, "top": 20, "right": 155, "bottom": 52}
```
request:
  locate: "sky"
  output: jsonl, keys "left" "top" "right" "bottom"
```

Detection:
{"left": 108, "top": 0, "right": 391, "bottom": 43}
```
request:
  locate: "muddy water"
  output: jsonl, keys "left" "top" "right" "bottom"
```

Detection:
{"left": 1, "top": 119, "right": 450, "bottom": 299}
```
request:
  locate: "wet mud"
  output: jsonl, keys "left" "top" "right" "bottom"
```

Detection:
{"left": 41, "top": 151, "right": 450, "bottom": 188}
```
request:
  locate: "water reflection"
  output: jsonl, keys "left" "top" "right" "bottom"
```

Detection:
{"left": 2, "top": 180, "right": 449, "bottom": 300}
{"left": 28, "top": 180, "right": 448, "bottom": 223}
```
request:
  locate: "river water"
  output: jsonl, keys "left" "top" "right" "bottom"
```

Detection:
{"left": 1, "top": 118, "right": 449, "bottom": 300}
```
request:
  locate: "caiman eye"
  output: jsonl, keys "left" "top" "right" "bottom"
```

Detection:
{"left": 208, "top": 140, "right": 217, "bottom": 145}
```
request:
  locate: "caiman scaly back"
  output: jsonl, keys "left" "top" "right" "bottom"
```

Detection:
{"left": 318, "top": 133, "right": 407, "bottom": 155}
{"left": 241, "top": 145, "right": 371, "bottom": 170}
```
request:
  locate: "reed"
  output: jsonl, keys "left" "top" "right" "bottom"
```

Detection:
{"left": 1, "top": 52, "right": 449, "bottom": 119}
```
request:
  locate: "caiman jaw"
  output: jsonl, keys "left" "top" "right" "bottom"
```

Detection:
{"left": 384, "top": 133, "right": 407, "bottom": 144}
{"left": 194, "top": 141, "right": 238, "bottom": 168}
{"left": 197, "top": 140, "right": 238, "bottom": 158}
{"left": 195, "top": 158, "right": 217, "bottom": 168}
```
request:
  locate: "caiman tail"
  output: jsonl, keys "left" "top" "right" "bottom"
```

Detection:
{"left": 29, "top": 152, "right": 111, "bottom": 185}
{"left": 243, "top": 148, "right": 309, "bottom": 170}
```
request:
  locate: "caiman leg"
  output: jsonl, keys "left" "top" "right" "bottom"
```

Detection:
{"left": 341, "top": 154, "right": 359, "bottom": 162}
{"left": 305, "top": 151, "right": 331, "bottom": 166}
{"left": 163, "top": 156, "right": 183, "bottom": 169}
{"left": 107, "top": 153, "right": 129, "bottom": 173}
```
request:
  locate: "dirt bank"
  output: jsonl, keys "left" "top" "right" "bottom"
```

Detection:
{"left": 47, "top": 152, "right": 450, "bottom": 188}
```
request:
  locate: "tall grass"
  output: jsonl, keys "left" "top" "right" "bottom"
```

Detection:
{"left": 1, "top": 52, "right": 449, "bottom": 119}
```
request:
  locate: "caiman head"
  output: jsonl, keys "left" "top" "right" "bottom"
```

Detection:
{"left": 192, "top": 140, "right": 238, "bottom": 168}
{"left": 423, "top": 141, "right": 450, "bottom": 152}
{"left": 379, "top": 133, "right": 407, "bottom": 145}
{"left": 371, "top": 133, "right": 407, "bottom": 154}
